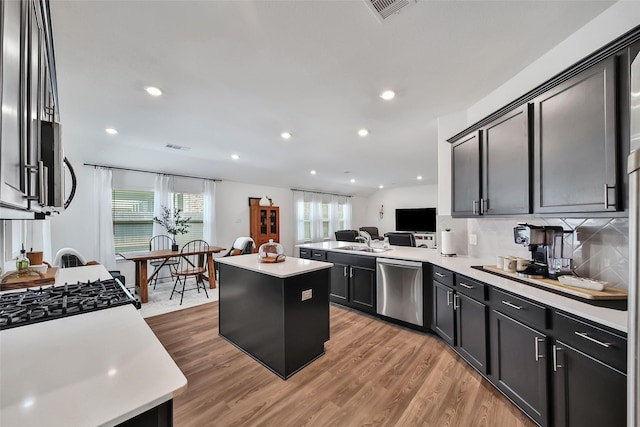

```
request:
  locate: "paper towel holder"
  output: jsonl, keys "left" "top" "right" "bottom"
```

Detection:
{"left": 440, "top": 229, "right": 456, "bottom": 257}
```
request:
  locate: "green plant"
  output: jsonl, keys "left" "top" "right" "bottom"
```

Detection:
{"left": 153, "top": 206, "right": 191, "bottom": 242}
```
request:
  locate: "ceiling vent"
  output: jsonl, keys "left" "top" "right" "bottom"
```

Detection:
{"left": 165, "top": 144, "right": 191, "bottom": 151}
{"left": 363, "top": 0, "right": 412, "bottom": 22}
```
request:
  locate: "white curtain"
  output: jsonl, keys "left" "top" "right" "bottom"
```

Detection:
{"left": 152, "top": 174, "right": 174, "bottom": 237}
{"left": 202, "top": 180, "right": 216, "bottom": 245}
{"left": 93, "top": 167, "right": 116, "bottom": 270}
{"left": 292, "top": 190, "right": 352, "bottom": 244}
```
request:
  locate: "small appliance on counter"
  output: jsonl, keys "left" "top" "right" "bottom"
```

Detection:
{"left": 513, "top": 223, "right": 573, "bottom": 279}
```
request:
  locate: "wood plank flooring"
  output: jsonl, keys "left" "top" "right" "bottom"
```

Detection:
{"left": 145, "top": 302, "right": 535, "bottom": 427}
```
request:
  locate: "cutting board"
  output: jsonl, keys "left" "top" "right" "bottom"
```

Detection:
{"left": 482, "top": 265, "right": 627, "bottom": 300}
{"left": 0, "top": 267, "right": 58, "bottom": 291}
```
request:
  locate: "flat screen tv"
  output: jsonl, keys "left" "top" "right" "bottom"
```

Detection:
{"left": 395, "top": 208, "right": 437, "bottom": 233}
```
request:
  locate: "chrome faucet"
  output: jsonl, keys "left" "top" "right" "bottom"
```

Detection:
{"left": 356, "top": 230, "right": 372, "bottom": 247}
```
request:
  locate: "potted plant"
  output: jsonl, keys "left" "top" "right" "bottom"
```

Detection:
{"left": 153, "top": 206, "right": 191, "bottom": 251}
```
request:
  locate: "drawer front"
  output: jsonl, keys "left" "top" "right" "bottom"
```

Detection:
{"left": 554, "top": 311, "right": 626, "bottom": 372}
{"left": 433, "top": 266, "right": 454, "bottom": 287}
{"left": 456, "top": 275, "right": 487, "bottom": 301}
{"left": 299, "top": 248, "right": 311, "bottom": 259}
{"left": 492, "top": 288, "right": 548, "bottom": 329}
{"left": 310, "top": 250, "right": 326, "bottom": 261}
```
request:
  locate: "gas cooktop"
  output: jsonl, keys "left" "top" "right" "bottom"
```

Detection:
{"left": 0, "top": 278, "right": 140, "bottom": 330}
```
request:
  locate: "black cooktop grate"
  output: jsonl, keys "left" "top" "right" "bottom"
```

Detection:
{"left": 0, "top": 279, "right": 140, "bottom": 330}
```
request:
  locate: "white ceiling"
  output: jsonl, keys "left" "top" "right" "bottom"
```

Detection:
{"left": 50, "top": 0, "right": 615, "bottom": 197}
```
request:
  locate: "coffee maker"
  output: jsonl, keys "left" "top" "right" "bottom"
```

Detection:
{"left": 513, "top": 224, "right": 573, "bottom": 279}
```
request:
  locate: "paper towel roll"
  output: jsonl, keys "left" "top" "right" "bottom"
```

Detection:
{"left": 440, "top": 230, "right": 455, "bottom": 256}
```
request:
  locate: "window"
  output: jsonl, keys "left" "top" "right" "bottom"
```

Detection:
{"left": 112, "top": 189, "right": 155, "bottom": 253}
{"left": 112, "top": 190, "right": 204, "bottom": 254}
{"left": 293, "top": 190, "right": 351, "bottom": 244}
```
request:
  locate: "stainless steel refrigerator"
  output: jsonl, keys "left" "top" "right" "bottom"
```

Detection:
{"left": 628, "top": 48, "right": 640, "bottom": 427}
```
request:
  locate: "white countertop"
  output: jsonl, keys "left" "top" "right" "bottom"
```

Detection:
{"left": 217, "top": 254, "right": 333, "bottom": 278}
{"left": 298, "top": 241, "right": 628, "bottom": 333}
{"left": 0, "top": 265, "right": 187, "bottom": 427}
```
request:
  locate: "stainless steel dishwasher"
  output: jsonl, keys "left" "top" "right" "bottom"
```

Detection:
{"left": 376, "top": 258, "right": 423, "bottom": 326}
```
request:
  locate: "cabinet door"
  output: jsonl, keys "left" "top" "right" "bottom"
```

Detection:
{"left": 455, "top": 293, "right": 488, "bottom": 374}
{"left": 490, "top": 310, "right": 548, "bottom": 426}
{"left": 26, "top": 0, "right": 43, "bottom": 206}
{"left": 432, "top": 281, "right": 455, "bottom": 346}
{"left": 0, "top": 0, "right": 29, "bottom": 210}
{"left": 552, "top": 340, "right": 626, "bottom": 427}
{"left": 329, "top": 263, "right": 349, "bottom": 303}
{"left": 350, "top": 266, "right": 375, "bottom": 313}
{"left": 482, "top": 106, "right": 530, "bottom": 215}
{"left": 533, "top": 56, "right": 617, "bottom": 213}
{"left": 451, "top": 131, "right": 481, "bottom": 217}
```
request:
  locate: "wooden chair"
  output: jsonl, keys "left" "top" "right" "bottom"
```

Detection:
{"left": 170, "top": 240, "right": 209, "bottom": 305}
{"left": 149, "top": 235, "right": 179, "bottom": 289}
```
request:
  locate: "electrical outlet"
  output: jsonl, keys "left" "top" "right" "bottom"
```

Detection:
{"left": 301, "top": 289, "right": 313, "bottom": 301}
{"left": 469, "top": 234, "right": 478, "bottom": 246}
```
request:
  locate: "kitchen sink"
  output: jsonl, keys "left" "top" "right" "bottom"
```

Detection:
{"left": 339, "top": 246, "right": 391, "bottom": 253}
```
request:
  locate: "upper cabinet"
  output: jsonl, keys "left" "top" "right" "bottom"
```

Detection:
{"left": 1, "top": 0, "right": 58, "bottom": 216}
{"left": 532, "top": 56, "right": 618, "bottom": 214}
{"left": 452, "top": 105, "right": 530, "bottom": 218}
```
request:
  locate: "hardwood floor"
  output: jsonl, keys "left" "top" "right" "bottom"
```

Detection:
{"left": 145, "top": 302, "right": 535, "bottom": 427}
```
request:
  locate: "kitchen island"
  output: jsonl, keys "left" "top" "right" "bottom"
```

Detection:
{"left": 0, "top": 265, "right": 187, "bottom": 427}
{"left": 217, "top": 254, "right": 332, "bottom": 379}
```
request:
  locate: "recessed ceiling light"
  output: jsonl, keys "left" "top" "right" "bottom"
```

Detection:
{"left": 350, "top": 179, "right": 356, "bottom": 183}
{"left": 231, "top": 154, "right": 239, "bottom": 160}
{"left": 281, "top": 132, "right": 292, "bottom": 140}
{"left": 379, "top": 185, "right": 384, "bottom": 189}
{"left": 310, "top": 170, "right": 316, "bottom": 175}
{"left": 145, "top": 86, "right": 163, "bottom": 96}
{"left": 417, "top": 175, "right": 423, "bottom": 180}
{"left": 380, "top": 90, "right": 395, "bottom": 100}
{"left": 105, "top": 128, "right": 118, "bottom": 135}
{"left": 358, "top": 129, "right": 369, "bottom": 137}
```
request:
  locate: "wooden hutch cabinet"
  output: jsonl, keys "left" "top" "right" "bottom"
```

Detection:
{"left": 250, "top": 205, "right": 280, "bottom": 249}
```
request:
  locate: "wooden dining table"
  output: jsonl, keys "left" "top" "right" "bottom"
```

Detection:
{"left": 119, "top": 246, "right": 225, "bottom": 303}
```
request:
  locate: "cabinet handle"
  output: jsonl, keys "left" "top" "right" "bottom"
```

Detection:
{"left": 534, "top": 337, "right": 544, "bottom": 361}
{"left": 453, "top": 294, "right": 460, "bottom": 310}
{"left": 575, "top": 331, "right": 611, "bottom": 348}
{"left": 459, "top": 282, "right": 474, "bottom": 289}
{"left": 480, "top": 198, "right": 487, "bottom": 214}
{"left": 435, "top": 272, "right": 445, "bottom": 278}
{"left": 553, "top": 345, "right": 563, "bottom": 372}
{"left": 501, "top": 300, "right": 523, "bottom": 310}
{"left": 38, "top": 161, "right": 47, "bottom": 205}
{"left": 472, "top": 200, "right": 479, "bottom": 215}
{"left": 343, "top": 266, "right": 348, "bottom": 277}
{"left": 446, "top": 290, "right": 453, "bottom": 306}
{"left": 349, "top": 267, "right": 353, "bottom": 278}
{"left": 603, "top": 184, "right": 615, "bottom": 209}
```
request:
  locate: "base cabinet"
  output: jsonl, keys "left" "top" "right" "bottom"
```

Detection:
{"left": 432, "top": 280, "right": 455, "bottom": 346}
{"left": 490, "top": 310, "right": 548, "bottom": 426}
{"left": 552, "top": 340, "right": 626, "bottom": 427}
{"left": 326, "top": 252, "right": 376, "bottom": 314}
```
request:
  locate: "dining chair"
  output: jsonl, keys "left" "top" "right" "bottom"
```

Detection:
{"left": 149, "top": 235, "right": 179, "bottom": 289}
{"left": 170, "top": 240, "right": 209, "bottom": 305}
{"left": 385, "top": 232, "right": 416, "bottom": 247}
{"left": 335, "top": 230, "right": 360, "bottom": 242}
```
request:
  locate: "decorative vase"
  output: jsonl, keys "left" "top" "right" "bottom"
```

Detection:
{"left": 259, "top": 196, "right": 271, "bottom": 206}
{"left": 171, "top": 243, "right": 179, "bottom": 252}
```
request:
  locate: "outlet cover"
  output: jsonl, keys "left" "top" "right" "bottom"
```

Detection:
{"left": 301, "top": 289, "right": 313, "bottom": 301}
{"left": 469, "top": 234, "right": 478, "bottom": 246}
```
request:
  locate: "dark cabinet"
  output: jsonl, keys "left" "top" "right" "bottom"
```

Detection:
{"left": 533, "top": 56, "right": 618, "bottom": 213}
{"left": 452, "top": 104, "right": 530, "bottom": 217}
{"left": 451, "top": 131, "right": 481, "bottom": 217}
{"left": 481, "top": 105, "right": 530, "bottom": 215}
{"left": 432, "top": 271, "right": 489, "bottom": 374}
{"left": 326, "top": 252, "right": 376, "bottom": 314}
{"left": 490, "top": 309, "right": 548, "bottom": 426}
{"left": 552, "top": 311, "right": 627, "bottom": 427}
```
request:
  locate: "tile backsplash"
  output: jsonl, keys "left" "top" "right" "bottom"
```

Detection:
{"left": 438, "top": 216, "right": 629, "bottom": 290}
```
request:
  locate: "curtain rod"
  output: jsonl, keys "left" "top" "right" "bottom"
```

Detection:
{"left": 291, "top": 188, "right": 352, "bottom": 198}
{"left": 83, "top": 163, "right": 220, "bottom": 182}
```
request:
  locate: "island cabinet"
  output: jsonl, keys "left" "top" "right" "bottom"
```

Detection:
{"left": 532, "top": 55, "right": 618, "bottom": 214}
{"left": 325, "top": 252, "right": 376, "bottom": 314}
{"left": 490, "top": 289, "right": 550, "bottom": 427}
{"left": 551, "top": 312, "right": 627, "bottom": 427}
{"left": 218, "top": 255, "right": 332, "bottom": 379}
{"left": 431, "top": 267, "right": 489, "bottom": 374}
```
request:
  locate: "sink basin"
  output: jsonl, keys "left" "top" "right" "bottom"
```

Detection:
{"left": 339, "top": 246, "right": 391, "bottom": 253}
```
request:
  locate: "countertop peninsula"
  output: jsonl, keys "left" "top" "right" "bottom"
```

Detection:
{"left": 297, "top": 241, "right": 628, "bottom": 333}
